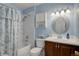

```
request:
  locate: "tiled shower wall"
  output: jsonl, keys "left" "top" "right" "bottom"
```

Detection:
{"left": 21, "top": 12, "right": 35, "bottom": 48}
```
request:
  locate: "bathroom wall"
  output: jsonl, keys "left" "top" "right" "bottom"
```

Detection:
{"left": 17, "top": 14, "right": 24, "bottom": 49}
{"left": 76, "top": 4, "right": 79, "bottom": 37}
{"left": 23, "top": 3, "right": 79, "bottom": 39}
{"left": 46, "top": 4, "right": 77, "bottom": 37}
{"left": 22, "top": 11, "right": 35, "bottom": 48}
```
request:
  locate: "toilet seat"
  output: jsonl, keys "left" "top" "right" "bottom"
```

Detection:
{"left": 30, "top": 47, "right": 42, "bottom": 56}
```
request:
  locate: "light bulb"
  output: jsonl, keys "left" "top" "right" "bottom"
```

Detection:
{"left": 66, "top": 9, "right": 71, "bottom": 14}
{"left": 77, "top": 8, "right": 79, "bottom": 12}
{"left": 60, "top": 10, "right": 65, "bottom": 15}
{"left": 51, "top": 12, "right": 55, "bottom": 16}
{"left": 56, "top": 11, "right": 60, "bottom": 16}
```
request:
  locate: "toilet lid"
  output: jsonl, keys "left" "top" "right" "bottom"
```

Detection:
{"left": 31, "top": 47, "right": 42, "bottom": 53}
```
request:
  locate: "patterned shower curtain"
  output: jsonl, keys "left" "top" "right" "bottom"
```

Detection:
{"left": 0, "top": 4, "right": 21, "bottom": 56}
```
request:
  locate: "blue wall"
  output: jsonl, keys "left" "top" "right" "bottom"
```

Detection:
{"left": 23, "top": 3, "right": 75, "bottom": 14}
{"left": 23, "top": 3, "right": 79, "bottom": 38}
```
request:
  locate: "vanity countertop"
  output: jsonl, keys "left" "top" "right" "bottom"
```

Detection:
{"left": 45, "top": 36, "right": 79, "bottom": 46}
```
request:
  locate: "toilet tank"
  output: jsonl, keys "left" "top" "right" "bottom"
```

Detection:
{"left": 36, "top": 39, "right": 44, "bottom": 48}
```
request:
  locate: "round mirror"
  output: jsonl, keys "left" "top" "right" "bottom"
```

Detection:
{"left": 52, "top": 16, "right": 70, "bottom": 34}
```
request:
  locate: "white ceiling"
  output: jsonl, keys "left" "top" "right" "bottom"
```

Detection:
{"left": 8, "top": 3, "right": 41, "bottom": 9}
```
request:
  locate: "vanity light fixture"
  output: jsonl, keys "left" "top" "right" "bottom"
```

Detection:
{"left": 66, "top": 9, "right": 71, "bottom": 14}
{"left": 77, "top": 8, "right": 79, "bottom": 12}
{"left": 51, "top": 8, "right": 71, "bottom": 16}
{"left": 51, "top": 12, "right": 55, "bottom": 16}
{"left": 60, "top": 10, "right": 65, "bottom": 16}
{"left": 56, "top": 11, "right": 60, "bottom": 16}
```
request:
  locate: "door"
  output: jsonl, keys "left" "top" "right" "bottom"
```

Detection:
{"left": 52, "top": 42, "right": 61, "bottom": 56}
{"left": 45, "top": 41, "right": 59, "bottom": 56}
{"left": 60, "top": 44, "right": 71, "bottom": 56}
{"left": 45, "top": 41, "right": 53, "bottom": 56}
{"left": 52, "top": 42, "right": 59, "bottom": 56}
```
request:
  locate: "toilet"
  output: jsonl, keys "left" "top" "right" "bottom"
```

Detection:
{"left": 30, "top": 39, "right": 44, "bottom": 56}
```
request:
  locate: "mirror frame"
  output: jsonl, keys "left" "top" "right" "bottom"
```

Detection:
{"left": 51, "top": 16, "right": 70, "bottom": 34}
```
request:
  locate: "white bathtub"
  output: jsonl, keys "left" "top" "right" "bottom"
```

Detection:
{"left": 17, "top": 44, "right": 31, "bottom": 56}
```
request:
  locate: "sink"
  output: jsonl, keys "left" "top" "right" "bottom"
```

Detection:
{"left": 45, "top": 36, "right": 79, "bottom": 46}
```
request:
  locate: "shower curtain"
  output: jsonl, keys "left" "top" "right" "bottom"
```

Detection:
{"left": 0, "top": 4, "right": 21, "bottom": 56}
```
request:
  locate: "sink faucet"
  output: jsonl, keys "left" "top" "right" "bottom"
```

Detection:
{"left": 66, "top": 33, "right": 70, "bottom": 39}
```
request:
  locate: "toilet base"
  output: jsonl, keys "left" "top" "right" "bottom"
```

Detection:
{"left": 30, "top": 47, "right": 43, "bottom": 56}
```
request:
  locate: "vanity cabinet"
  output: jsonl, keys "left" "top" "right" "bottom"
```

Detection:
{"left": 44, "top": 41, "right": 79, "bottom": 56}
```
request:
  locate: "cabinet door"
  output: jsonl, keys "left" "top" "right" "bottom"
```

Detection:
{"left": 45, "top": 41, "right": 58, "bottom": 56}
{"left": 60, "top": 44, "right": 71, "bottom": 56}
{"left": 57, "top": 44, "right": 61, "bottom": 56}
{"left": 45, "top": 41, "right": 53, "bottom": 56}
{"left": 52, "top": 43, "right": 60, "bottom": 56}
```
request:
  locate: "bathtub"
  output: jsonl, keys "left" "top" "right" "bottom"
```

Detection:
{"left": 17, "top": 44, "right": 31, "bottom": 56}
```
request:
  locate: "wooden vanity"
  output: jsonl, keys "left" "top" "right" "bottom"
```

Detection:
{"left": 44, "top": 38, "right": 79, "bottom": 56}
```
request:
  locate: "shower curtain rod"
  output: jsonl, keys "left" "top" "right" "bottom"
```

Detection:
{"left": 0, "top": 3, "right": 17, "bottom": 10}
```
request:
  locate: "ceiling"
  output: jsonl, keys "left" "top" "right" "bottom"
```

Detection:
{"left": 8, "top": 3, "right": 41, "bottom": 10}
